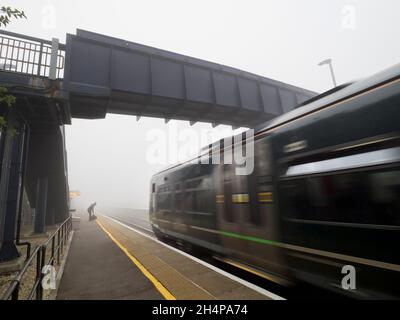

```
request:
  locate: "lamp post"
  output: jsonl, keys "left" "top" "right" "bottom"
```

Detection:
{"left": 318, "top": 58, "right": 337, "bottom": 87}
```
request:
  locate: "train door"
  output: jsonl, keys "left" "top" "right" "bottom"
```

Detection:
{"left": 216, "top": 149, "right": 249, "bottom": 262}
{"left": 239, "top": 137, "right": 288, "bottom": 283}
{"left": 216, "top": 136, "right": 288, "bottom": 283}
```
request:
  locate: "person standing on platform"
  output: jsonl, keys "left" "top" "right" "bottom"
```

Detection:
{"left": 87, "top": 202, "right": 97, "bottom": 221}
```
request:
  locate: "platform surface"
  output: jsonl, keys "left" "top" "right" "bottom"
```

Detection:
{"left": 57, "top": 215, "right": 162, "bottom": 300}
{"left": 57, "top": 213, "right": 271, "bottom": 300}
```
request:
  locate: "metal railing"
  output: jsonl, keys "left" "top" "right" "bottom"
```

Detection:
{"left": 1, "top": 216, "right": 72, "bottom": 300}
{"left": 0, "top": 30, "right": 65, "bottom": 79}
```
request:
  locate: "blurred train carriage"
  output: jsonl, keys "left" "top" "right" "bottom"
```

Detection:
{"left": 149, "top": 63, "right": 400, "bottom": 299}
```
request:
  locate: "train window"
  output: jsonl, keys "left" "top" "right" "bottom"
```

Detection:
{"left": 185, "top": 190, "right": 213, "bottom": 214}
{"left": 182, "top": 175, "right": 214, "bottom": 215}
{"left": 185, "top": 178, "right": 202, "bottom": 190}
{"left": 152, "top": 183, "right": 156, "bottom": 193}
{"left": 159, "top": 183, "right": 173, "bottom": 193}
{"left": 156, "top": 193, "right": 172, "bottom": 211}
{"left": 285, "top": 146, "right": 400, "bottom": 177}
{"left": 280, "top": 166, "right": 400, "bottom": 226}
{"left": 185, "top": 176, "right": 212, "bottom": 190}
{"left": 156, "top": 183, "right": 173, "bottom": 211}
{"left": 175, "top": 191, "right": 184, "bottom": 211}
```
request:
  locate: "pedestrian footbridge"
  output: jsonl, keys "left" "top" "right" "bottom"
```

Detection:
{"left": 1, "top": 29, "right": 316, "bottom": 128}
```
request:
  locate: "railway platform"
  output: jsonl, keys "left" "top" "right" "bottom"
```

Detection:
{"left": 56, "top": 213, "right": 276, "bottom": 300}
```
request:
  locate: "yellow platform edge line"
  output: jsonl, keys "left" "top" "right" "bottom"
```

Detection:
{"left": 96, "top": 219, "right": 176, "bottom": 300}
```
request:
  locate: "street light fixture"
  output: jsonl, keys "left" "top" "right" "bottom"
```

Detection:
{"left": 318, "top": 58, "right": 337, "bottom": 87}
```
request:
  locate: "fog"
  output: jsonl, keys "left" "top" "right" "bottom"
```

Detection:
{"left": 5, "top": 0, "right": 400, "bottom": 209}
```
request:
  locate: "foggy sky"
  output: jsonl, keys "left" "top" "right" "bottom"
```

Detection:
{"left": 5, "top": 0, "right": 400, "bottom": 209}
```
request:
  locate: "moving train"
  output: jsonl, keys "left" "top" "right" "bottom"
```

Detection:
{"left": 149, "top": 63, "right": 400, "bottom": 299}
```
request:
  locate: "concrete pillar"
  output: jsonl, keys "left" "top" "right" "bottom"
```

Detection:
{"left": 45, "top": 176, "right": 56, "bottom": 226}
{"left": 0, "top": 119, "right": 25, "bottom": 262}
{"left": 34, "top": 177, "right": 48, "bottom": 234}
{"left": 0, "top": 111, "right": 17, "bottom": 261}
{"left": 46, "top": 207, "right": 56, "bottom": 226}
{"left": 55, "top": 174, "right": 69, "bottom": 224}
{"left": 55, "top": 195, "right": 68, "bottom": 224}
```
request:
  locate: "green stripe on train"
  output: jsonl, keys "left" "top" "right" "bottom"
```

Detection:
{"left": 219, "top": 230, "right": 280, "bottom": 247}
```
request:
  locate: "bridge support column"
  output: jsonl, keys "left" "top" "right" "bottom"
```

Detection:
{"left": 45, "top": 176, "right": 56, "bottom": 226}
{"left": 55, "top": 202, "right": 67, "bottom": 224}
{"left": 46, "top": 207, "right": 55, "bottom": 226}
{"left": 34, "top": 176, "right": 48, "bottom": 234}
{"left": 0, "top": 112, "right": 25, "bottom": 262}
